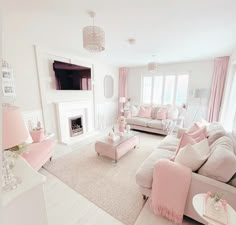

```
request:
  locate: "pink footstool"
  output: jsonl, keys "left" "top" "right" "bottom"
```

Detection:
{"left": 95, "top": 133, "right": 139, "bottom": 163}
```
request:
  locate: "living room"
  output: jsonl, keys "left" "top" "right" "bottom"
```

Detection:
{"left": 2, "top": 1, "right": 236, "bottom": 225}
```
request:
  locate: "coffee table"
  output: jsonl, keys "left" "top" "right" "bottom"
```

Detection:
{"left": 95, "top": 132, "right": 140, "bottom": 163}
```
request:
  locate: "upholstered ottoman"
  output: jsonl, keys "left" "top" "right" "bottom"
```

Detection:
{"left": 95, "top": 133, "right": 139, "bottom": 163}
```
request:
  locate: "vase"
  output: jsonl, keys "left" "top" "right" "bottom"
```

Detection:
{"left": 119, "top": 124, "right": 125, "bottom": 132}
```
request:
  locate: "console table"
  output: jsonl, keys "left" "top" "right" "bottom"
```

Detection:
{"left": 2, "top": 156, "right": 48, "bottom": 225}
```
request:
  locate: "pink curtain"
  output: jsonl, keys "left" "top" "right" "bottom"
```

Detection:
{"left": 207, "top": 56, "right": 230, "bottom": 122}
{"left": 119, "top": 67, "right": 129, "bottom": 115}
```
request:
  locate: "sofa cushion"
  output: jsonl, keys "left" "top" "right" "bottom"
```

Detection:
{"left": 126, "top": 117, "right": 151, "bottom": 127}
{"left": 207, "top": 122, "right": 225, "bottom": 146}
{"left": 175, "top": 133, "right": 197, "bottom": 155}
{"left": 147, "top": 120, "right": 163, "bottom": 130}
{"left": 187, "top": 126, "right": 207, "bottom": 142}
{"left": 175, "top": 139, "right": 210, "bottom": 171}
{"left": 138, "top": 106, "right": 152, "bottom": 118}
{"left": 228, "top": 173, "right": 236, "bottom": 187}
{"left": 156, "top": 108, "right": 167, "bottom": 120}
{"left": 151, "top": 107, "right": 159, "bottom": 119}
{"left": 158, "top": 135, "right": 179, "bottom": 152}
{"left": 198, "top": 136, "right": 236, "bottom": 182}
{"left": 130, "top": 105, "right": 139, "bottom": 116}
{"left": 136, "top": 148, "right": 175, "bottom": 189}
{"left": 167, "top": 107, "right": 179, "bottom": 120}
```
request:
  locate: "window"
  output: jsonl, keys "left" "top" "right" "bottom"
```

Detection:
{"left": 175, "top": 75, "right": 189, "bottom": 106}
{"left": 142, "top": 76, "right": 152, "bottom": 104}
{"left": 163, "top": 75, "right": 176, "bottom": 104}
{"left": 153, "top": 76, "right": 163, "bottom": 104}
{"left": 142, "top": 74, "right": 189, "bottom": 105}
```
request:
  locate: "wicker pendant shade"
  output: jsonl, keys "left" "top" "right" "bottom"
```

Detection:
{"left": 147, "top": 55, "right": 157, "bottom": 72}
{"left": 83, "top": 11, "right": 105, "bottom": 53}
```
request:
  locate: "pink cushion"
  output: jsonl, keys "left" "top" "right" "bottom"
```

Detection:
{"left": 156, "top": 108, "right": 167, "bottom": 120}
{"left": 175, "top": 133, "right": 197, "bottom": 156}
{"left": 187, "top": 127, "right": 207, "bottom": 142}
{"left": 187, "top": 123, "right": 201, "bottom": 133}
{"left": 138, "top": 106, "right": 152, "bottom": 118}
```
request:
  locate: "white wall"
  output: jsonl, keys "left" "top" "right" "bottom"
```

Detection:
{"left": 127, "top": 60, "right": 214, "bottom": 127}
{"left": 2, "top": 13, "right": 119, "bottom": 140}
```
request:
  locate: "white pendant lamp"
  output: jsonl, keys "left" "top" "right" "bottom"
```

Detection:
{"left": 148, "top": 55, "right": 157, "bottom": 72}
{"left": 83, "top": 11, "right": 105, "bottom": 52}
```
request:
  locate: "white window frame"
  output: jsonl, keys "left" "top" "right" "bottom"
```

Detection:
{"left": 141, "top": 73, "right": 190, "bottom": 106}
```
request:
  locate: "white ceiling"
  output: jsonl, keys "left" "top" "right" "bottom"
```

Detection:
{"left": 3, "top": 0, "right": 236, "bottom": 67}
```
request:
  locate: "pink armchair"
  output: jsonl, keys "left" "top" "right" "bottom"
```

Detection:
{"left": 22, "top": 139, "right": 55, "bottom": 171}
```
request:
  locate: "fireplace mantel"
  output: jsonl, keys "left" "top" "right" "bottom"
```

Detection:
{"left": 55, "top": 101, "right": 94, "bottom": 145}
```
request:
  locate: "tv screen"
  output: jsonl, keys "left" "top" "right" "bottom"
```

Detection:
{"left": 53, "top": 61, "right": 92, "bottom": 90}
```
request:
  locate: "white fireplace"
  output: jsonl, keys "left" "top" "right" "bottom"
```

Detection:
{"left": 55, "top": 101, "right": 94, "bottom": 144}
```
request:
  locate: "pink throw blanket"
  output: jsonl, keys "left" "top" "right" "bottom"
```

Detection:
{"left": 150, "top": 159, "right": 191, "bottom": 224}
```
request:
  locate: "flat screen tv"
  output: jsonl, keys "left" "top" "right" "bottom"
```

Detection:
{"left": 53, "top": 61, "right": 92, "bottom": 90}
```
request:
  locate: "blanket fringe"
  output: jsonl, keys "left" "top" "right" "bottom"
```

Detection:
{"left": 154, "top": 206, "right": 183, "bottom": 224}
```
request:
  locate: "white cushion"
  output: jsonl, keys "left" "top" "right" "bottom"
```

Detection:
{"left": 206, "top": 122, "right": 225, "bottom": 146}
{"left": 175, "top": 139, "right": 210, "bottom": 171}
{"left": 198, "top": 136, "right": 236, "bottom": 182}
{"left": 167, "top": 107, "right": 179, "bottom": 120}
{"left": 130, "top": 105, "right": 139, "bottom": 116}
{"left": 136, "top": 149, "right": 175, "bottom": 189}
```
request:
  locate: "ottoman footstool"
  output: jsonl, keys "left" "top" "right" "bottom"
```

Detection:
{"left": 95, "top": 133, "right": 139, "bottom": 163}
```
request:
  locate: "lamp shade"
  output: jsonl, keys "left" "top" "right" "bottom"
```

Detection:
{"left": 2, "top": 106, "right": 29, "bottom": 149}
{"left": 148, "top": 62, "right": 157, "bottom": 72}
{"left": 194, "top": 88, "right": 208, "bottom": 99}
{"left": 119, "top": 97, "right": 126, "bottom": 103}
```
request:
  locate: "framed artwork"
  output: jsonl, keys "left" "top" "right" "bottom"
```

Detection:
{"left": 2, "top": 65, "right": 16, "bottom": 97}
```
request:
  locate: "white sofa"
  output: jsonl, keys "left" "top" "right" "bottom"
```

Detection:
{"left": 126, "top": 105, "right": 185, "bottom": 135}
{"left": 136, "top": 126, "right": 236, "bottom": 224}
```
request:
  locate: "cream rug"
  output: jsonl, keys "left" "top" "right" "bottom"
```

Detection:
{"left": 44, "top": 133, "right": 164, "bottom": 225}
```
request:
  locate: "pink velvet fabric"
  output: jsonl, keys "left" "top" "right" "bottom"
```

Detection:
{"left": 187, "top": 123, "right": 200, "bottom": 134}
{"left": 207, "top": 56, "right": 229, "bottom": 122}
{"left": 156, "top": 108, "right": 167, "bottom": 120}
{"left": 150, "top": 159, "right": 191, "bottom": 224}
{"left": 138, "top": 106, "right": 152, "bottom": 118}
{"left": 175, "top": 133, "right": 197, "bottom": 156}
{"left": 95, "top": 136, "right": 139, "bottom": 160}
{"left": 22, "top": 139, "right": 55, "bottom": 171}
{"left": 119, "top": 67, "right": 129, "bottom": 115}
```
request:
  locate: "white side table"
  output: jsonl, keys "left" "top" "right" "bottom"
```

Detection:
{"left": 2, "top": 156, "right": 48, "bottom": 225}
{"left": 193, "top": 193, "right": 236, "bottom": 225}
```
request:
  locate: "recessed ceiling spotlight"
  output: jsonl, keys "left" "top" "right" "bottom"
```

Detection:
{"left": 128, "top": 38, "right": 136, "bottom": 45}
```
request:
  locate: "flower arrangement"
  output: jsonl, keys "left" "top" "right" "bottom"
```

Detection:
{"left": 206, "top": 191, "right": 227, "bottom": 210}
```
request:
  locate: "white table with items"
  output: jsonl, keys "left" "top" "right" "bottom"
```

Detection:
{"left": 192, "top": 193, "right": 236, "bottom": 225}
{"left": 2, "top": 155, "right": 48, "bottom": 225}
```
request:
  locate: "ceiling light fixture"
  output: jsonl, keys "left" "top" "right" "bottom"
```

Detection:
{"left": 83, "top": 11, "right": 105, "bottom": 52}
{"left": 147, "top": 55, "right": 157, "bottom": 72}
{"left": 128, "top": 38, "right": 136, "bottom": 45}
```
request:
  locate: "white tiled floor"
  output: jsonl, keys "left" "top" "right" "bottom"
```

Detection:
{"left": 41, "top": 132, "right": 201, "bottom": 225}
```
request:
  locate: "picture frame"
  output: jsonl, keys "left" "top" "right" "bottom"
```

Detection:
{"left": 2, "top": 65, "right": 16, "bottom": 97}
{"left": 2, "top": 80, "right": 16, "bottom": 97}
{"left": 2, "top": 67, "right": 14, "bottom": 81}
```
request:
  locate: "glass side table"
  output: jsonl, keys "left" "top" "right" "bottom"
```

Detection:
{"left": 192, "top": 193, "right": 236, "bottom": 225}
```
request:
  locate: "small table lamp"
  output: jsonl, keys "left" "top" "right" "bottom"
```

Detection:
{"left": 2, "top": 105, "right": 29, "bottom": 191}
